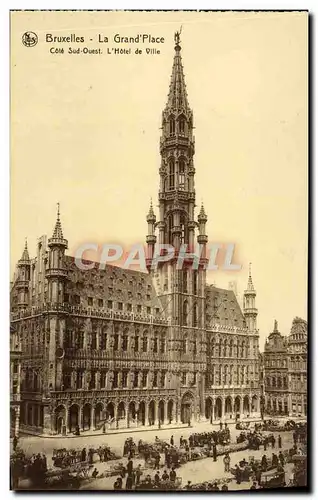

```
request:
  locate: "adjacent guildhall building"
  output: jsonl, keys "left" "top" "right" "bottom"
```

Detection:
{"left": 10, "top": 34, "right": 262, "bottom": 435}
{"left": 263, "top": 317, "right": 307, "bottom": 417}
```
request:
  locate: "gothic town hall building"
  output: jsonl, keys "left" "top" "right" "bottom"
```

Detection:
{"left": 10, "top": 36, "right": 261, "bottom": 436}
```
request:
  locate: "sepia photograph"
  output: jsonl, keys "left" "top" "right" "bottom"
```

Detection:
{"left": 10, "top": 10, "right": 308, "bottom": 491}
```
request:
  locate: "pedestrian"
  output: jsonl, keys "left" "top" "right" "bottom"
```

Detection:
{"left": 169, "top": 467, "right": 176, "bottom": 482}
{"left": 125, "top": 474, "right": 133, "bottom": 490}
{"left": 170, "top": 435, "right": 174, "bottom": 446}
{"left": 102, "top": 423, "right": 106, "bottom": 434}
{"left": 127, "top": 458, "right": 133, "bottom": 476}
{"left": 250, "top": 481, "right": 257, "bottom": 490}
{"left": 81, "top": 448, "right": 87, "bottom": 462}
{"left": 221, "top": 484, "right": 229, "bottom": 491}
{"left": 264, "top": 437, "right": 267, "bottom": 451}
{"left": 279, "top": 451, "right": 285, "bottom": 467}
{"left": 180, "top": 435, "right": 183, "bottom": 447}
{"left": 272, "top": 436, "right": 276, "bottom": 448}
{"left": 154, "top": 470, "right": 160, "bottom": 485}
{"left": 278, "top": 435, "right": 282, "bottom": 448}
{"left": 186, "top": 480, "right": 192, "bottom": 490}
{"left": 212, "top": 442, "right": 217, "bottom": 462}
{"left": 154, "top": 451, "right": 160, "bottom": 469}
{"left": 135, "top": 464, "right": 142, "bottom": 485}
{"left": 92, "top": 468, "right": 98, "bottom": 478}
{"left": 223, "top": 452, "right": 230, "bottom": 472}
{"left": 162, "top": 470, "right": 169, "bottom": 481}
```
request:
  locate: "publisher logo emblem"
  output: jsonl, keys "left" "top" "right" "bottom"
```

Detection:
{"left": 22, "top": 31, "right": 38, "bottom": 47}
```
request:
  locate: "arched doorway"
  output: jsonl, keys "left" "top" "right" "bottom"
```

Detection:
{"left": 225, "top": 397, "right": 232, "bottom": 417}
{"left": 55, "top": 405, "right": 66, "bottom": 434}
{"left": 83, "top": 403, "right": 91, "bottom": 431}
{"left": 148, "top": 401, "right": 155, "bottom": 426}
{"left": 139, "top": 401, "right": 146, "bottom": 426}
{"left": 106, "top": 402, "right": 115, "bottom": 420}
{"left": 128, "top": 402, "right": 136, "bottom": 425}
{"left": 234, "top": 396, "right": 241, "bottom": 415}
{"left": 243, "top": 396, "right": 250, "bottom": 415}
{"left": 205, "top": 398, "right": 213, "bottom": 420}
{"left": 69, "top": 404, "right": 79, "bottom": 433}
{"left": 181, "top": 392, "right": 194, "bottom": 424}
{"left": 252, "top": 395, "right": 258, "bottom": 413}
{"left": 215, "top": 397, "right": 222, "bottom": 419}
{"left": 167, "top": 400, "right": 174, "bottom": 423}
{"left": 158, "top": 400, "right": 165, "bottom": 424}
{"left": 94, "top": 403, "right": 103, "bottom": 427}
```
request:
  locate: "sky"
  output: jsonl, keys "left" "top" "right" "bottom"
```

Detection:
{"left": 10, "top": 11, "right": 308, "bottom": 348}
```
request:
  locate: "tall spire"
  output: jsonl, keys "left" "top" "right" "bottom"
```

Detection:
{"left": 20, "top": 238, "right": 30, "bottom": 262}
{"left": 273, "top": 319, "right": 278, "bottom": 332}
{"left": 247, "top": 262, "right": 254, "bottom": 291}
{"left": 52, "top": 202, "right": 64, "bottom": 240}
{"left": 166, "top": 28, "right": 190, "bottom": 111}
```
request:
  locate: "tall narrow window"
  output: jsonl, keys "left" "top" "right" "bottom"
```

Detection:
{"left": 169, "top": 117, "right": 175, "bottom": 136}
{"left": 178, "top": 117, "right": 185, "bottom": 134}
{"left": 193, "top": 270, "right": 198, "bottom": 295}
{"left": 180, "top": 214, "right": 187, "bottom": 243}
{"left": 167, "top": 215, "right": 173, "bottom": 245}
{"left": 178, "top": 159, "right": 185, "bottom": 190}
{"left": 169, "top": 159, "right": 175, "bottom": 190}
{"left": 193, "top": 302, "right": 198, "bottom": 327}
{"left": 182, "top": 300, "right": 188, "bottom": 326}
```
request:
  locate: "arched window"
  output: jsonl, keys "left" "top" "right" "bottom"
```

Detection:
{"left": 182, "top": 300, "right": 188, "bottom": 326}
{"left": 169, "top": 158, "right": 175, "bottom": 190}
{"left": 167, "top": 214, "right": 173, "bottom": 245}
{"left": 272, "top": 377, "right": 276, "bottom": 387}
{"left": 180, "top": 214, "right": 187, "bottom": 243}
{"left": 182, "top": 269, "right": 187, "bottom": 293}
{"left": 193, "top": 302, "right": 198, "bottom": 327}
{"left": 229, "top": 340, "right": 233, "bottom": 357}
{"left": 178, "top": 116, "right": 186, "bottom": 134}
{"left": 193, "top": 270, "right": 198, "bottom": 295}
{"left": 178, "top": 159, "right": 185, "bottom": 190}
{"left": 169, "top": 116, "right": 175, "bottom": 136}
{"left": 211, "top": 338, "right": 215, "bottom": 357}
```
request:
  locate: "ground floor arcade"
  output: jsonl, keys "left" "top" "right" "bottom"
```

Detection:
{"left": 19, "top": 391, "right": 261, "bottom": 435}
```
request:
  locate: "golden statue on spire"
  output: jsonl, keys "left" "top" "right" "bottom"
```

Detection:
{"left": 174, "top": 25, "right": 182, "bottom": 46}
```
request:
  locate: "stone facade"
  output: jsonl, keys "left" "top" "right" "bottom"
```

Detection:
{"left": 263, "top": 321, "right": 289, "bottom": 415}
{"left": 287, "top": 317, "right": 307, "bottom": 416}
{"left": 10, "top": 35, "right": 261, "bottom": 435}
{"left": 263, "top": 317, "right": 307, "bottom": 416}
{"left": 10, "top": 324, "right": 22, "bottom": 437}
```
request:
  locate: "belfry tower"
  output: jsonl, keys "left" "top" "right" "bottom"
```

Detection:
{"left": 146, "top": 32, "right": 208, "bottom": 422}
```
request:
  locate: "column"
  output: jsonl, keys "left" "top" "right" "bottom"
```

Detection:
{"left": 212, "top": 399, "right": 216, "bottom": 421}
{"left": 79, "top": 406, "right": 83, "bottom": 431}
{"left": 118, "top": 372, "right": 122, "bottom": 389}
{"left": 164, "top": 400, "right": 168, "bottom": 424}
{"left": 248, "top": 399, "right": 252, "bottom": 417}
{"left": 154, "top": 401, "right": 159, "bottom": 425}
{"left": 114, "top": 404, "right": 118, "bottom": 428}
{"left": 221, "top": 398, "right": 225, "bottom": 421}
{"left": 126, "top": 403, "right": 130, "bottom": 429}
{"left": 65, "top": 405, "right": 70, "bottom": 434}
{"left": 15, "top": 407, "right": 20, "bottom": 437}
{"left": 145, "top": 402, "right": 149, "bottom": 426}
{"left": 240, "top": 397, "right": 243, "bottom": 416}
{"left": 90, "top": 405, "right": 95, "bottom": 431}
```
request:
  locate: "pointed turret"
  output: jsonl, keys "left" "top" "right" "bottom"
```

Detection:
{"left": 19, "top": 239, "right": 30, "bottom": 264}
{"left": 273, "top": 319, "right": 278, "bottom": 333}
{"left": 243, "top": 263, "right": 258, "bottom": 332}
{"left": 16, "top": 239, "right": 31, "bottom": 309}
{"left": 198, "top": 203, "right": 207, "bottom": 223}
{"left": 146, "top": 199, "right": 157, "bottom": 269}
{"left": 46, "top": 204, "right": 68, "bottom": 303}
{"left": 146, "top": 199, "right": 156, "bottom": 223}
{"left": 49, "top": 203, "right": 67, "bottom": 245}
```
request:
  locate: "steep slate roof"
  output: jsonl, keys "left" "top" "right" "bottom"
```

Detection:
{"left": 64, "top": 256, "right": 164, "bottom": 314}
{"left": 205, "top": 284, "right": 245, "bottom": 329}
